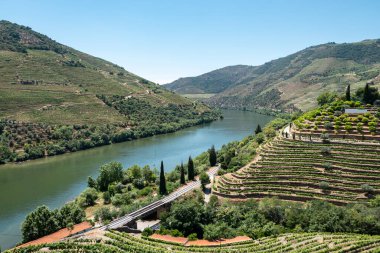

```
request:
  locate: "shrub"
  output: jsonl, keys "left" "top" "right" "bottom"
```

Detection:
{"left": 321, "top": 147, "right": 331, "bottom": 156}
{"left": 320, "top": 133, "right": 330, "bottom": 144}
{"left": 188, "top": 233, "right": 198, "bottom": 241}
{"left": 319, "top": 181, "right": 330, "bottom": 192}
{"left": 322, "top": 163, "right": 332, "bottom": 171}
{"left": 256, "top": 133, "right": 265, "bottom": 144}
{"left": 324, "top": 122, "right": 334, "bottom": 130}
{"left": 361, "top": 184, "right": 374, "bottom": 196}
{"left": 142, "top": 227, "right": 154, "bottom": 237}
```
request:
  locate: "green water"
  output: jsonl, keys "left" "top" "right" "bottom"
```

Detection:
{"left": 0, "top": 110, "right": 273, "bottom": 249}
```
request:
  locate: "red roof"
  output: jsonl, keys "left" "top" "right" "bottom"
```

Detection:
{"left": 17, "top": 221, "right": 92, "bottom": 248}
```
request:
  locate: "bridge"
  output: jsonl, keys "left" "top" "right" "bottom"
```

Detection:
{"left": 99, "top": 166, "right": 219, "bottom": 231}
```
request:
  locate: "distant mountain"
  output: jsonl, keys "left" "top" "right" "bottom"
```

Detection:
{"left": 164, "top": 65, "right": 256, "bottom": 94}
{"left": 165, "top": 39, "right": 380, "bottom": 112}
{"left": 0, "top": 20, "right": 218, "bottom": 163}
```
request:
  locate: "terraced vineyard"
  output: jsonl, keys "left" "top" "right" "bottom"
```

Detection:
{"left": 214, "top": 137, "right": 380, "bottom": 205}
{"left": 293, "top": 101, "right": 380, "bottom": 141}
{"left": 7, "top": 230, "right": 380, "bottom": 253}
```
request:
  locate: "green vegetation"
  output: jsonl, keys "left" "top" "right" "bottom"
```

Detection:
{"left": 21, "top": 203, "right": 85, "bottom": 243}
{"left": 0, "top": 20, "right": 220, "bottom": 164}
{"left": 160, "top": 196, "right": 380, "bottom": 240}
{"left": 166, "top": 39, "right": 380, "bottom": 112}
{"left": 159, "top": 161, "right": 167, "bottom": 195}
{"left": 7, "top": 231, "right": 380, "bottom": 253}
{"left": 187, "top": 156, "right": 195, "bottom": 180}
{"left": 208, "top": 145, "right": 217, "bottom": 166}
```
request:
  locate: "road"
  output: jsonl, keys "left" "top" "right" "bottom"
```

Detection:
{"left": 99, "top": 166, "right": 219, "bottom": 230}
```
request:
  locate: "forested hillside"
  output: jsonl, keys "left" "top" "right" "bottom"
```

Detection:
{"left": 165, "top": 39, "right": 380, "bottom": 112}
{"left": 0, "top": 20, "right": 219, "bottom": 163}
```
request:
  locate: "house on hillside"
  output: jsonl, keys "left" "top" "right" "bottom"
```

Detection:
{"left": 344, "top": 108, "right": 368, "bottom": 115}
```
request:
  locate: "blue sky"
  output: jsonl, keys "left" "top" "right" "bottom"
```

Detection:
{"left": 1, "top": 0, "right": 380, "bottom": 84}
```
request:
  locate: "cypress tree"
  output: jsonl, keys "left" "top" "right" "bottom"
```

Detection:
{"left": 188, "top": 156, "right": 195, "bottom": 181}
{"left": 180, "top": 163, "right": 186, "bottom": 184}
{"left": 363, "top": 83, "right": 371, "bottom": 104}
{"left": 345, "top": 84, "right": 351, "bottom": 101}
{"left": 255, "top": 124, "right": 262, "bottom": 135}
{"left": 159, "top": 161, "right": 167, "bottom": 195}
{"left": 208, "top": 145, "right": 217, "bottom": 166}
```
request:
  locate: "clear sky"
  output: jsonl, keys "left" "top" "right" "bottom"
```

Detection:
{"left": 1, "top": 0, "right": 380, "bottom": 84}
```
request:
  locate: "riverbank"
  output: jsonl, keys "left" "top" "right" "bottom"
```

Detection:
{"left": 0, "top": 110, "right": 221, "bottom": 165}
{"left": 0, "top": 110, "right": 273, "bottom": 250}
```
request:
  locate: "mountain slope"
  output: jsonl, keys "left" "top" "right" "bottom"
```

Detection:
{"left": 165, "top": 40, "right": 380, "bottom": 112}
{"left": 0, "top": 20, "right": 218, "bottom": 163}
{"left": 164, "top": 65, "right": 256, "bottom": 94}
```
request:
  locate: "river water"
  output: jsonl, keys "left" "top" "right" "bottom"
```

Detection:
{"left": 0, "top": 110, "right": 273, "bottom": 249}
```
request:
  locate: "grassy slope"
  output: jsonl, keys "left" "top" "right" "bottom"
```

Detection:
{"left": 0, "top": 20, "right": 208, "bottom": 125}
{"left": 0, "top": 21, "right": 218, "bottom": 163}
{"left": 166, "top": 40, "right": 380, "bottom": 112}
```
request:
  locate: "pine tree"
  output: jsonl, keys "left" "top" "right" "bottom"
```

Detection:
{"left": 345, "top": 84, "right": 351, "bottom": 101}
{"left": 208, "top": 145, "right": 217, "bottom": 166}
{"left": 188, "top": 156, "right": 195, "bottom": 181}
{"left": 363, "top": 83, "right": 371, "bottom": 104}
{"left": 159, "top": 161, "right": 167, "bottom": 195}
{"left": 180, "top": 163, "right": 186, "bottom": 184}
{"left": 255, "top": 124, "right": 262, "bottom": 135}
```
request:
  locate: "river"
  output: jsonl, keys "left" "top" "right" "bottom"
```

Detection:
{"left": 0, "top": 110, "right": 273, "bottom": 249}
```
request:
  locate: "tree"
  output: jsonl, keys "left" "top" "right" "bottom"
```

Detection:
{"left": 208, "top": 145, "right": 217, "bottom": 166}
{"left": 78, "top": 188, "right": 98, "bottom": 207}
{"left": 364, "top": 83, "right": 371, "bottom": 104}
{"left": 356, "top": 83, "right": 379, "bottom": 104}
{"left": 159, "top": 161, "right": 167, "bottom": 195}
{"left": 180, "top": 163, "right": 186, "bottom": 184}
{"left": 345, "top": 84, "right": 351, "bottom": 101}
{"left": 161, "top": 198, "right": 204, "bottom": 236}
{"left": 255, "top": 124, "right": 262, "bottom": 135}
{"left": 97, "top": 162, "right": 123, "bottom": 191}
{"left": 319, "top": 181, "right": 330, "bottom": 193}
{"left": 361, "top": 184, "right": 374, "bottom": 196}
{"left": 188, "top": 156, "right": 195, "bottom": 180}
{"left": 317, "top": 92, "right": 337, "bottom": 106}
{"left": 200, "top": 171, "right": 210, "bottom": 189}
{"left": 87, "top": 176, "right": 97, "bottom": 189}
{"left": 56, "top": 202, "right": 85, "bottom": 228}
{"left": 22, "top": 206, "right": 59, "bottom": 242}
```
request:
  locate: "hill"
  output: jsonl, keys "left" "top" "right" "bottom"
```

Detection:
{"left": 165, "top": 39, "right": 380, "bottom": 112}
{"left": 6, "top": 230, "right": 380, "bottom": 252}
{"left": 164, "top": 65, "right": 256, "bottom": 94}
{"left": 214, "top": 101, "right": 380, "bottom": 205}
{"left": 0, "top": 20, "right": 219, "bottom": 163}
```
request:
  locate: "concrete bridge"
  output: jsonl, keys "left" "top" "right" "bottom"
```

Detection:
{"left": 99, "top": 166, "right": 219, "bottom": 231}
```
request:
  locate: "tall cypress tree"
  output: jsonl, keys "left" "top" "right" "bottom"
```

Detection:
{"left": 180, "top": 162, "right": 186, "bottom": 184}
{"left": 255, "top": 124, "right": 262, "bottom": 135}
{"left": 345, "top": 84, "right": 351, "bottom": 101}
{"left": 209, "top": 145, "right": 217, "bottom": 166}
{"left": 159, "top": 161, "right": 167, "bottom": 195}
{"left": 363, "top": 83, "right": 371, "bottom": 104}
{"left": 188, "top": 156, "right": 195, "bottom": 181}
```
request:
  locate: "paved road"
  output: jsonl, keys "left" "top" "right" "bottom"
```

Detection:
{"left": 99, "top": 166, "right": 219, "bottom": 230}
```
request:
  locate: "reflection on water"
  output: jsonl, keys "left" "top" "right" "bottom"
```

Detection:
{"left": 0, "top": 110, "right": 273, "bottom": 249}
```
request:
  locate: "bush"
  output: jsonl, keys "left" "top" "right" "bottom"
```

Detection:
{"left": 361, "top": 184, "right": 374, "bottom": 195}
{"left": 320, "top": 133, "right": 330, "bottom": 143}
{"left": 188, "top": 233, "right": 198, "bottom": 241}
{"left": 319, "top": 181, "right": 330, "bottom": 192}
{"left": 256, "top": 133, "right": 265, "bottom": 144}
{"left": 322, "top": 163, "right": 332, "bottom": 171}
{"left": 94, "top": 207, "right": 114, "bottom": 223}
{"left": 142, "top": 227, "right": 154, "bottom": 237}
{"left": 320, "top": 147, "right": 331, "bottom": 156}
{"left": 78, "top": 188, "right": 98, "bottom": 207}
